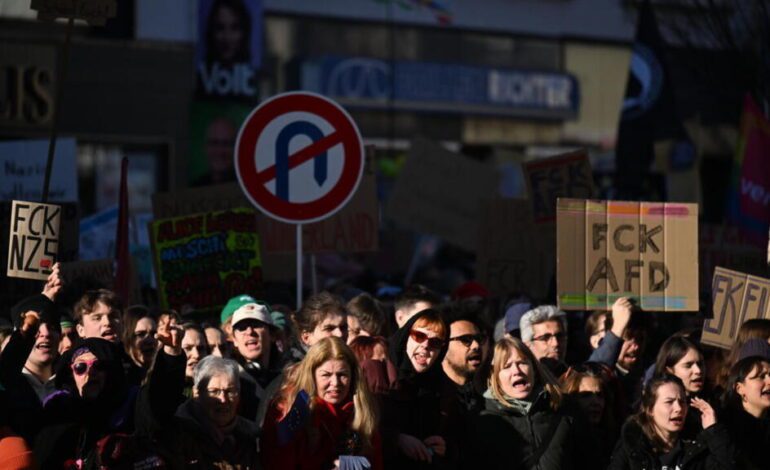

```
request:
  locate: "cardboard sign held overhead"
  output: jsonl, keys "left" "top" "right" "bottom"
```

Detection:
{"left": 476, "top": 199, "right": 554, "bottom": 300}
{"left": 385, "top": 137, "right": 498, "bottom": 250}
{"left": 702, "top": 267, "right": 770, "bottom": 350}
{"left": 557, "top": 198, "right": 698, "bottom": 311}
{"left": 523, "top": 150, "right": 595, "bottom": 223}
{"left": 149, "top": 208, "right": 263, "bottom": 313}
{"left": 7, "top": 200, "right": 61, "bottom": 281}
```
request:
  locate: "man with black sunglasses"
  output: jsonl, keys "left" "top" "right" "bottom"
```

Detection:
{"left": 438, "top": 303, "right": 491, "bottom": 468}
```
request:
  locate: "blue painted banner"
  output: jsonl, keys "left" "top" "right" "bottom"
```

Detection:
{"left": 301, "top": 56, "right": 579, "bottom": 119}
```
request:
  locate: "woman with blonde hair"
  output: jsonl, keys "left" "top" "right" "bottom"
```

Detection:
{"left": 261, "top": 336, "right": 382, "bottom": 469}
{"left": 471, "top": 337, "right": 598, "bottom": 470}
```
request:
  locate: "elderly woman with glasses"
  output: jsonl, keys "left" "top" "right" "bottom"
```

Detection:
{"left": 470, "top": 337, "right": 599, "bottom": 470}
{"left": 134, "top": 328, "right": 260, "bottom": 469}
{"left": 381, "top": 309, "right": 461, "bottom": 469}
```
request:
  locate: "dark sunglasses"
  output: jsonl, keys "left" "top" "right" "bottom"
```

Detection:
{"left": 449, "top": 333, "right": 487, "bottom": 347}
{"left": 409, "top": 329, "right": 444, "bottom": 350}
{"left": 233, "top": 319, "right": 268, "bottom": 332}
{"left": 71, "top": 358, "right": 105, "bottom": 376}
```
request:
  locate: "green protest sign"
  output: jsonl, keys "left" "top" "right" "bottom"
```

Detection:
{"left": 149, "top": 208, "right": 262, "bottom": 313}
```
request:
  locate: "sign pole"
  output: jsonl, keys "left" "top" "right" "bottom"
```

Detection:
{"left": 311, "top": 254, "right": 318, "bottom": 294}
{"left": 42, "top": 16, "right": 74, "bottom": 203}
{"left": 296, "top": 224, "right": 303, "bottom": 310}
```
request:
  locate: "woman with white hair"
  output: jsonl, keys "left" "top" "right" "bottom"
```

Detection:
{"left": 135, "top": 329, "right": 259, "bottom": 469}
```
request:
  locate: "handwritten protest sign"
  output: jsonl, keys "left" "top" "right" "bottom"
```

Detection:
{"left": 385, "top": 137, "right": 498, "bottom": 250}
{"left": 557, "top": 198, "right": 698, "bottom": 311}
{"left": 61, "top": 258, "right": 143, "bottom": 303}
{"left": 523, "top": 150, "right": 595, "bottom": 223}
{"left": 149, "top": 208, "right": 263, "bottom": 312}
{"left": 477, "top": 199, "right": 554, "bottom": 300}
{"left": 260, "top": 168, "right": 378, "bottom": 253}
{"left": 702, "top": 267, "right": 770, "bottom": 350}
{"left": 6, "top": 200, "right": 61, "bottom": 281}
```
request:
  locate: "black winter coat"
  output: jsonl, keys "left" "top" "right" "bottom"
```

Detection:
{"left": 720, "top": 406, "right": 770, "bottom": 470}
{"left": 471, "top": 390, "right": 600, "bottom": 470}
{"left": 607, "top": 419, "right": 735, "bottom": 470}
{"left": 381, "top": 310, "right": 460, "bottom": 470}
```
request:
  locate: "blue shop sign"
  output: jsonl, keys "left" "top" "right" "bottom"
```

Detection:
{"left": 301, "top": 56, "right": 580, "bottom": 119}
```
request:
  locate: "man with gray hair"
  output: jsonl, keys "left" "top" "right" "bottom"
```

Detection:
{"left": 520, "top": 299, "right": 634, "bottom": 371}
{"left": 520, "top": 305, "right": 568, "bottom": 362}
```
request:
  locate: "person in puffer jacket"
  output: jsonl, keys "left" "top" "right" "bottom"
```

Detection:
{"left": 470, "top": 336, "right": 600, "bottom": 470}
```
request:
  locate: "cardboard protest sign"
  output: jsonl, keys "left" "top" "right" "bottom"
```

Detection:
{"left": 259, "top": 167, "right": 379, "bottom": 254}
{"left": 61, "top": 258, "right": 143, "bottom": 304}
{"left": 523, "top": 150, "right": 595, "bottom": 223}
{"left": 6, "top": 201, "right": 61, "bottom": 281}
{"left": 476, "top": 199, "right": 554, "bottom": 300}
{"left": 702, "top": 267, "right": 770, "bottom": 350}
{"left": 0, "top": 138, "right": 78, "bottom": 202}
{"left": 557, "top": 198, "right": 698, "bottom": 311}
{"left": 385, "top": 137, "right": 498, "bottom": 250}
{"left": 149, "top": 208, "right": 263, "bottom": 312}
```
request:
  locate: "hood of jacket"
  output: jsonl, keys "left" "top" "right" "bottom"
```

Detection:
{"left": 387, "top": 309, "right": 448, "bottom": 385}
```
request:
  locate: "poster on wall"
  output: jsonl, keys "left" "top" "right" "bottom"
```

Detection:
{"left": 196, "top": 0, "right": 262, "bottom": 99}
{"left": 189, "top": 101, "right": 251, "bottom": 186}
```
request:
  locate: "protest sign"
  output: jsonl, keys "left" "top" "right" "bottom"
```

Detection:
{"left": 702, "top": 267, "right": 770, "bottom": 349}
{"left": 557, "top": 198, "right": 698, "bottom": 311}
{"left": 149, "top": 208, "right": 263, "bottom": 312}
{"left": 385, "top": 137, "right": 498, "bottom": 250}
{"left": 0, "top": 138, "right": 78, "bottom": 202}
{"left": 476, "top": 199, "right": 554, "bottom": 300}
{"left": 259, "top": 167, "right": 378, "bottom": 254}
{"left": 60, "top": 258, "right": 143, "bottom": 303}
{"left": 523, "top": 150, "right": 595, "bottom": 223}
{"left": 6, "top": 201, "right": 61, "bottom": 281}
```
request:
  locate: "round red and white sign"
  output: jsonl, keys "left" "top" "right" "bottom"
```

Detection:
{"left": 235, "top": 92, "right": 364, "bottom": 224}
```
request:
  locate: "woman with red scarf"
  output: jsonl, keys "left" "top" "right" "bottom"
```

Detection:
{"left": 262, "top": 337, "right": 383, "bottom": 470}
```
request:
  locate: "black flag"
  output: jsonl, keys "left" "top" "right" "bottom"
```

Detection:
{"left": 615, "top": 0, "right": 690, "bottom": 199}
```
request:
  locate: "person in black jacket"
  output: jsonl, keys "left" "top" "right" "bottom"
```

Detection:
{"left": 33, "top": 337, "right": 137, "bottom": 469}
{"left": 381, "top": 309, "right": 459, "bottom": 469}
{"left": 471, "top": 336, "right": 599, "bottom": 470}
{"left": 719, "top": 343, "right": 770, "bottom": 470}
{"left": 609, "top": 374, "right": 734, "bottom": 470}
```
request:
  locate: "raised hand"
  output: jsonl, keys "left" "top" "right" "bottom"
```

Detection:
{"left": 156, "top": 316, "right": 182, "bottom": 355}
{"left": 610, "top": 297, "right": 633, "bottom": 338}
{"left": 691, "top": 397, "right": 716, "bottom": 429}
{"left": 42, "top": 262, "right": 63, "bottom": 301}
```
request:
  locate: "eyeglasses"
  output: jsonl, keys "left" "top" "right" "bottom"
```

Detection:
{"left": 409, "top": 330, "right": 444, "bottom": 350}
{"left": 531, "top": 332, "right": 567, "bottom": 343}
{"left": 133, "top": 329, "right": 157, "bottom": 340}
{"left": 71, "top": 358, "right": 105, "bottom": 376}
{"left": 206, "top": 388, "right": 239, "bottom": 400}
{"left": 449, "top": 333, "right": 487, "bottom": 348}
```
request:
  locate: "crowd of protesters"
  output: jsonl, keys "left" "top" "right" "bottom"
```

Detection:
{"left": 1, "top": 264, "right": 769, "bottom": 469}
